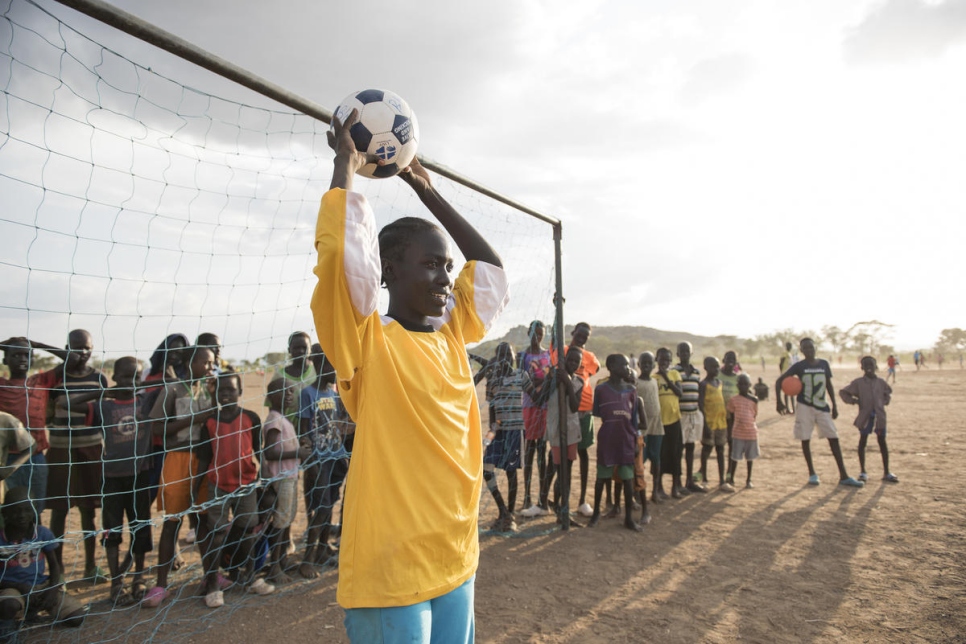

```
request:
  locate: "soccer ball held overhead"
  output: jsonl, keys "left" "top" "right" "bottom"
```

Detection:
{"left": 331, "top": 89, "right": 419, "bottom": 179}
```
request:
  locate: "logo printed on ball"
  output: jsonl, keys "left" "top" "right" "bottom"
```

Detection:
{"left": 374, "top": 142, "right": 397, "bottom": 161}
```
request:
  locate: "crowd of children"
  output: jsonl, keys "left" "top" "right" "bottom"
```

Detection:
{"left": 0, "top": 324, "right": 901, "bottom": 635}
{"left": 474, "top": 328, "right": 901, "bottom": 537}
{"left": 0, "top": 330, "right": 354, "bottom": 633}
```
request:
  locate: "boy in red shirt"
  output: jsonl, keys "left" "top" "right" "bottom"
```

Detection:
{"left": 194, "top": 372, "right": 274, "bottom": 608}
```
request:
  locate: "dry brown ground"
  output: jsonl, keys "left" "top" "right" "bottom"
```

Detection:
{"left": 23, "top": 364, "right": 966, "bottom": 643}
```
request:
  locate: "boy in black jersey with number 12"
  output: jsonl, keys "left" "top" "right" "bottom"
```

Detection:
{"left": 776, "top": 338, "right": 863, "bottom": 488}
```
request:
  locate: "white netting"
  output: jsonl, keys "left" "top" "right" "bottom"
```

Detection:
{"left": 0, "top": 0, "right": 557, "bottom": 641}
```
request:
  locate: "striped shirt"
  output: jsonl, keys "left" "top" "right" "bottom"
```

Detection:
{"left": 726, "top": 394, "right": 759, "bottom": 440}
{"left": 490, "top": 370, "right": 525, "bottom": 434}
{"left": 674, "top": 365, "right": 701, "bottom": 413}
{"left": 47, "top": 368, "right": 109, "bottom": 449}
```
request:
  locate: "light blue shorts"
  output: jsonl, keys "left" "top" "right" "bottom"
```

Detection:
{"left": 344, "top": 574, "right": 475, "bottom": 644}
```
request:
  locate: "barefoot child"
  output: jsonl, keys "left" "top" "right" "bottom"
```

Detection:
{"left": 726, "top": 374, "right": 759, "bottom": 489}
{"left": 699, "top": 357, "right": 730, "bottom": 492}
{"left": 261, "top": 378, "right": 301, "bottom": 583}
{"left": 589, "top": 355, "right": 643, "bottom": 532}
{"left": 313, "top": 110, "right": 508, "bottom": 642}
{"left": 840, "top": 357, "right": 898, "bottom": 483}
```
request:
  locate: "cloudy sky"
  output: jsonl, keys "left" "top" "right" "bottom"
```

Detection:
{"left": 6, "top": 0, "right": 966, "bottom": 359}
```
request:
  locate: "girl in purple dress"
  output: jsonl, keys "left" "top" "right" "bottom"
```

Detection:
{"left": 589, "top": 354, "right": 643, "bottom": 532}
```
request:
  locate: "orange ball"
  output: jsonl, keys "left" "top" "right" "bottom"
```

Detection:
{"left": 781, "top": 377, "right": 803, "bottom": 397}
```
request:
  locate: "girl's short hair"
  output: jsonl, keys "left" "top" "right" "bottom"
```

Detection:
{"left": 378, "top": 217, "right": 443, "bottom": 286}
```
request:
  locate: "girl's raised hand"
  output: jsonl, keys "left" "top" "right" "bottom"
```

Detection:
{"left": 327, "top": 109, "right": 376, "bottom": 177}
{"left": 398, "top": 157, "right": 433, "bottom": 195}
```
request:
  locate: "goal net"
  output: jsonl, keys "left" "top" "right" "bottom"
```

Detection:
{"left": 0, "top": 0, "right": 557, "bottom": 640}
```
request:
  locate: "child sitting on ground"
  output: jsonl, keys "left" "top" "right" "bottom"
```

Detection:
{"left": 726, "top": 374, "right": 760, "bottom": 489}
{"left": 0, "top": 487, "right": 86, "bottom": 634}
{"left": 839, "top": 357, "right": 898, "bottom": 483}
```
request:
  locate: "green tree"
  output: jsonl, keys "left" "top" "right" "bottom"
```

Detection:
{"left": 934, "top": 328, "right": 966, "bottom": 353}
{"left": 820, "top": 325, "right": 848, "bottom": 354}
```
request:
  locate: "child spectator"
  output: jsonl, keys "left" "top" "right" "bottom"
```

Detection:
{"left": 840, "top": 357, "right": 898, "bottom": 483}
{"left": 519, "top": 321, "right": 552, "bottom": 518}
{"left": 754, "top": 378, "right": 770, "bottom": 401}
{"left": 43, "top": 329, "right": 109, "bottom": 584}
{"left": 481, "top": 343, "right": 524, "bottom": 532}
{"left": 655, "top": 347, "right": 684, "bottom": 499}
{"left": 0, "top": 337, "right": 55, "bottom": 510}
{"left": 699, "top": 357, "right": 730, "bottom": 491}
{"left": 273, "top": 332, "right": 315, "bottom": 426}
{"left": 636, "top": 352, "right": 664, "bottom": 504}
{"left": 541, "top": 346, "right": 583, "bottom": 523}
{"left": 0, "top": 412, "right": 35, "bottom": 498}
{"left": 563, "top": 323, "right": 601, "bottom": 517}
{"left": 298, "top": 346, "right": 352, "bottom": 577}
{"left": 779, "top": 342, "right": 796, "bottom": 414}
{"left": 143, "top": 345, "right": 215, "bottom": 607}
{"left": 719, "top": 350, "right": 740, "bottom": 474}
{"left": 139, "top": 334, "right": 190, "bottom": 524}
{"left": 674, "top": 342, "right": 706, "bottom": 494}
{"left": 726, "top": 374, "right": 760, "bottom": 489}
{"left": 261, "top": 377, "right": 301, "bottom": 583}
{"left": 196, "top": 333, "right": 228, "bottom": 374}
{"left": 719, "top": 351, "right": 740, "bottom": 404}
{"left": 194, "top": 372, "right": 274, "bottom": 608}
{"left": 588, "top": 355, "right": 643, "bottom": 532}
{"left": 0, "top": 487, "right": 86, "bottom": 634}
{"left": 314, "top": 115, "right": 507, "bottom": 642}
{"left": 776, "top": 338, "right": 864, "bottom": 488}
{"left": 59, "top": 357, "right": 152, "bottom": 604}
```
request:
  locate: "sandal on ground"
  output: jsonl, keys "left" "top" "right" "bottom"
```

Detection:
{"left": 858, "top": 472, "right": 868, "bottom": 482}
{"left": 204, "top": 590, "right": 224, "bottom": 608}
{"left": 883, "top": 473, "right": 899, "bottom": 483}
{"left": 110, "top": 585, "right": 134, "bottom": 606}
{"left": 141, "top": 586, "right": 169, "bottom": 608}
{"left": 130, "top": 579, "right": 147, "bottom": 602}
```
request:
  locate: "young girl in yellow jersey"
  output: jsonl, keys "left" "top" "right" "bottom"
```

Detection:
{"left": 699, "top": 357, "right": 734, "bottom": 492}
{"left": 313, "top": 110, "right": 509, "bottom": 643}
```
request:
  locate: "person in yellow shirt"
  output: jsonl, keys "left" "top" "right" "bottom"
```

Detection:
{"left": 654, "top": 347, "right": 684, "bottom": 498}
{"left": 313, "top": 110, "right": 509, "bottom": 643}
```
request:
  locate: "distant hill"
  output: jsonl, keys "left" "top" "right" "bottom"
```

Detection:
{"left": 474, "top": 325, "right": 753, "bottom": 362}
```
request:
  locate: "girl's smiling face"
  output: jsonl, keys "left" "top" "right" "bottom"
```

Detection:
{"left": 386, "top": 229, "right": 454, "bottom": 326}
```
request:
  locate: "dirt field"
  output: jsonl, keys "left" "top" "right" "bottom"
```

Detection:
{"left": 23, "top": 364, "right": 966, "bottom": 643}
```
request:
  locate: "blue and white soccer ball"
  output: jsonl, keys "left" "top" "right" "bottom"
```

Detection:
{"left": 331, "top": 89, "right": 419, "bottom": 179}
